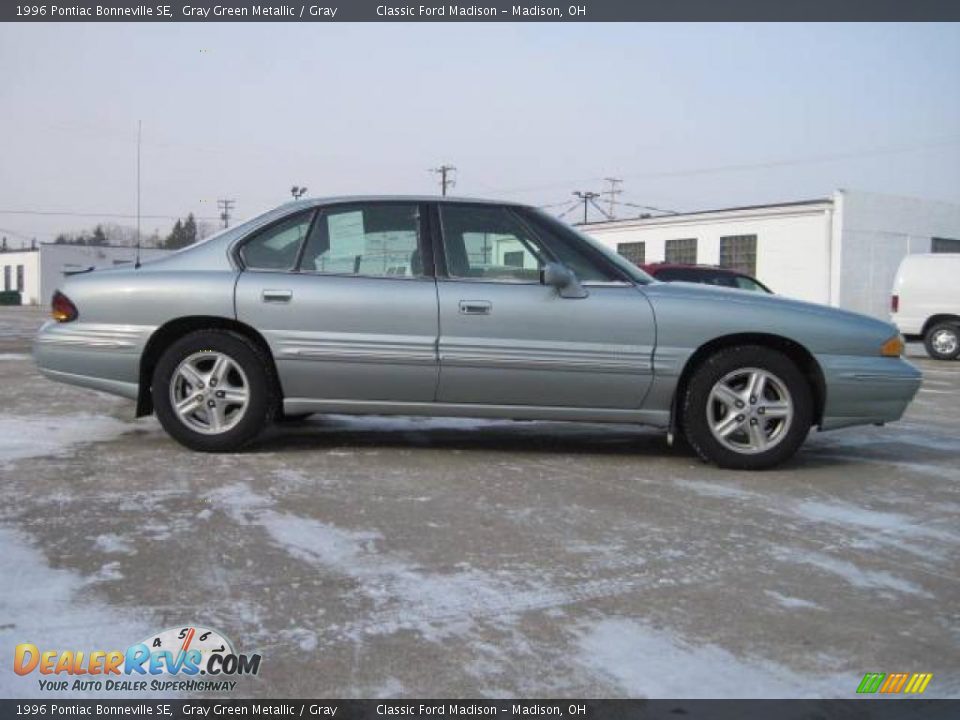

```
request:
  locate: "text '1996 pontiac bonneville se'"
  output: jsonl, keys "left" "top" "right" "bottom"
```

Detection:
{"left": 33, "top": 196, "right": 921, "bottom": 469}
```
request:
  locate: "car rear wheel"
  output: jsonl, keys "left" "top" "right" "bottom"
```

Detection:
{"left": 923, "top": 322, "right": 960, "bottom": 361}
{"left": 152, "top": 329, "right": 277, "bottom": 452}
{"left": 681, "top": 345, "right": 813, "bottom": 470}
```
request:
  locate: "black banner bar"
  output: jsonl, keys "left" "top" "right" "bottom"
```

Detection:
{"left": 3, "top": 0, "right": 960, "bottom": 22}
{"left": 1, "top": 700, "right": 958, "bottom": 720}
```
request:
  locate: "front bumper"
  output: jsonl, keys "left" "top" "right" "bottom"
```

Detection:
{"left": 817, "top": 354, "right": 922, "bottom": 431}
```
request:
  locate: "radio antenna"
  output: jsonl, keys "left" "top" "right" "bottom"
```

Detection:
{"left": 135, "top": 119, "right": 142, "bottom": 268}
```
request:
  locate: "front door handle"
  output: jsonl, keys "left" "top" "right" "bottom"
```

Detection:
{"left": 459, "top": 300, "right": 492, "bottom": 315}
{"left": 262, "top": 289, "right": 293, "bottom": 303}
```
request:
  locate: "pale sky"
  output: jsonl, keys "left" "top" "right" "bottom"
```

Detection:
{"left": 1, "top": 22, "right": 959, "bottom": 245}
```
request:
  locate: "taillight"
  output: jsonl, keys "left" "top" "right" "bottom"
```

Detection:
{"left": 51, "top": 291, "right": 78, "bottom": 322}
{"left": 891, "top": 294, "right": 899, "bottom": 313}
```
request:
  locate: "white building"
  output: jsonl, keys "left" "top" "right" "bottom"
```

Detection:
{"left": 583, "top": 189, "right": 960, "bottom": 319}
{"left": 0, "top": 243, "right": 171, "bottom": 306}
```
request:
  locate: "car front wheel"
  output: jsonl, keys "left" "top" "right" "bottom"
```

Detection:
{"left": 923, "top": 322, "right": 960, "bottom": 361}
{"left": 681, "top": 345, "right": 813, "bottom": 470}
{"left": 152, "top": 329, "right": 277, "bottom": 452}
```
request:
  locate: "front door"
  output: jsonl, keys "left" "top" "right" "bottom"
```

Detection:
{"left": 433, "top": 203, "right": 656, "bottom": 409}
{"left": 235, "top": 202, "right": 439, "bottom": 403}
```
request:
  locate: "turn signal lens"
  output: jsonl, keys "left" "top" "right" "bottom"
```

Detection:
{"left": 51, "top": 291, "right": 78, "bottom": 322}
{"left": 880, "top": 335, "right": 904, "bottom": 357}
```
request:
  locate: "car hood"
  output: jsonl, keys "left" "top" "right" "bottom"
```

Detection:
{"left": 641, "top": 280, "right": 900, "bottom": 357}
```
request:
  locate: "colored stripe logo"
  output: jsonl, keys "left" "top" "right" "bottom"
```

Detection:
{"left": 857, "top": 672, "right": 933, "bottom": 694}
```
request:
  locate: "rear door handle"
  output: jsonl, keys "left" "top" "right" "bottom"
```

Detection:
{"left": 262, "top": 289, "right": 293, "bottom": 303}
{"left": 459, "top": 300, "right": 492, "bottom": 315}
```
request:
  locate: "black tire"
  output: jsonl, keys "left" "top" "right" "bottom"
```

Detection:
{"left": 923, "top": 322, "right": 960, "bottom": 361}
{"left": 152, "top": 329, "right": 278, "bottom": 452}
{"left": 681, "top": 345, "right": 813, "bottom": 470}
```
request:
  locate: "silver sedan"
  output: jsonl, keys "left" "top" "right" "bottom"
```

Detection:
{"left": 34, "top": 196, "right": 921, "bottom": 469}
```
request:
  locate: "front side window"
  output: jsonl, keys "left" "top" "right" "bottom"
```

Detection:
{"left": 665, "top": 238, "right": 698, "bottom": 265}
{"left": 439, "top": 205, "right": 546, "bottom": 281}
{"left": 239, "top": 211, "right": 314, "bottom": 271}
{"left": 300, "top": 204, "right": 422, "bottom": 277}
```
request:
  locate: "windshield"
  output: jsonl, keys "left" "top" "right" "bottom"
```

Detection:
{"left": 529, "top": 209, "right": 655, "bottom": 284}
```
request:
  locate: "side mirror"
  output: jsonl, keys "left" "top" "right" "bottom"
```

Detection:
{"left": 541, "top": 262, "right": 589, "bottom": 299}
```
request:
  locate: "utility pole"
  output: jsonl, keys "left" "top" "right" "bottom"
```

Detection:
{"left": 429, "top": 165, "right": 456, "bottom": 196}
{"left": 218, "top": 199, "right": 235, "bottom": 229}
{"left": 290, "top": 185, "right": 308, "bottom": 200}
{"left": 572, "top": 191, "right": 600, "bottom": 224}
{"left": 602, "top": 177, "right": 622, "bottom": 219}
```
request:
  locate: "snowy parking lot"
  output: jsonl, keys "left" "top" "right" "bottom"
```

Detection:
{"left": 1, "top": 305, "right": 958, "bottom": 698}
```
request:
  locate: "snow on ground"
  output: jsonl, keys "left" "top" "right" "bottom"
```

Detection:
{"left": 0, "top": 413, "right": 130, "bottom": 467}
{"left": 576, "top": 618, "right": 845, "bottom": 698}
{"left": 0, "top": 527, "right": 154, "bottom": 698}
{"left": 204, "top": 482, "right": 571, "bottom": 643}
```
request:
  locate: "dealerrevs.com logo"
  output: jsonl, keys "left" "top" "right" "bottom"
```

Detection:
{"left": 14, "top": 625, "right": 262, "bottom": 693}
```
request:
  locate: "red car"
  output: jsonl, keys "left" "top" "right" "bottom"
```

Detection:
{"left": 641, "top": 263, "right": 773, "bottom": 293}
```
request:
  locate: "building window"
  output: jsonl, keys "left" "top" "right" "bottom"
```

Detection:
{"left": 503, "top": 250, "right": 525, "bottom": 268}
{"left": 932, "top": 237, "right": 960, "bottom": 253}
{"left": 16, "top": 265, "right": 24, "bottom": 292}
{"left": 665, "top": 238, "right": 697, "bottom": 265}
{"left": 3, "top": 266, "right": 9, "bottom": 291}
{"left": 617, "top": 241, "right": 645, "bottom": 265}
{"left": 720, "top": 234, "right": 758, "bottom": 276}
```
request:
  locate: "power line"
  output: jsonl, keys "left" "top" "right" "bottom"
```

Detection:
{"left": 602, "top": 177, "right": 622, "bottom": 219}
{"left": 429, "top": 164, "right": 457, "bottom": 196}
{"left": 217, "top": 199, "right": 236, "bottom": 229}
{"left": 487, "top": 135, "right": 960, "bottom": 197}
{"left": 0, "top": 208, "right": 219, "bottom": 221}
{"left": 572, "top": 191, "right": 600, "bottom": 225}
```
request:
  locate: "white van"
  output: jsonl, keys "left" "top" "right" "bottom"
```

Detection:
{"left": 891, "top": 253, "right": 960, "bottom": 360}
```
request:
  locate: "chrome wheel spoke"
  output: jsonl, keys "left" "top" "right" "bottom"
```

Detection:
{"left": 745, "top": 371, "right": 766, "bottom": 401}
{"left": 760, "top": 401, "right": 790, "bottom": 418}
{"left": 176, "top": 394, "right": 203, "bottom": 417}
{"left": 747, "top": 421, "right": 768, "bottom": 451}
{"left": 713, "top": 413, "right": 744, "bottom": 438}
{"left": 220, "top": 388, "right": 248, "bottom": 405}
{"left": 711, "top": 383, "right": 741, "bottom": 409}
{"left": 178, "top": 363, "right": 204, "bottom": 389}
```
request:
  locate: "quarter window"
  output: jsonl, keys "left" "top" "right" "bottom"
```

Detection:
{"left": 239, "top": 211, "right": 314, "bottom": 271}
{"left": 664, "top": 238, "right": 698, "bottom": 265}
{"left": 719, "top": 234, "right": 758, "bottom": 275}
{"left": 617, "top": 241, "right": 645, "bottom": 265}
{"left": 300, "top": 204, "right": 422, "bottom": 277}
{"left": 932, "top": 237, "right": 960, "bottom": 253}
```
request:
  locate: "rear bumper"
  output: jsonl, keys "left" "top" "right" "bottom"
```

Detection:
{"left": 818, "top": 354, "right": 922, "bottom": 430}
{"left": 32, "top": 320, "right": 149, "bottom": 400}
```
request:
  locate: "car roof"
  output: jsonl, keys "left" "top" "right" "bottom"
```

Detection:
{"left": 284, "top": 195, "right": 529, "bottom": 210}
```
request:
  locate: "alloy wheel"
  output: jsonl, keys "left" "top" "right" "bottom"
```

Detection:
{"left": 706, "top": 367, "right": 794, "bottom": 455}
{"left": 169, "top": 351, "right": 250, "bottom": 435}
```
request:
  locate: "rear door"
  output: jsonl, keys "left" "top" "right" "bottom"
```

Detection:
{"left": 432, "top": 203, "right": 656, "bottom": 409}
{"left": 235, "top": 202, "right": 439, "bottom": 403}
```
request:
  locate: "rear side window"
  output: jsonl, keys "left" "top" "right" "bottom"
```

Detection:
{"left": 239, "top": 211, "right": 314, "bottom": 271}
{"left": 299, "top": 204, "right": 422, "bottom": 277}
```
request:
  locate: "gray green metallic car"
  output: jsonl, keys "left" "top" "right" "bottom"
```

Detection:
{"left": 33, "top": 196, "right": 922, "bottom": 469}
